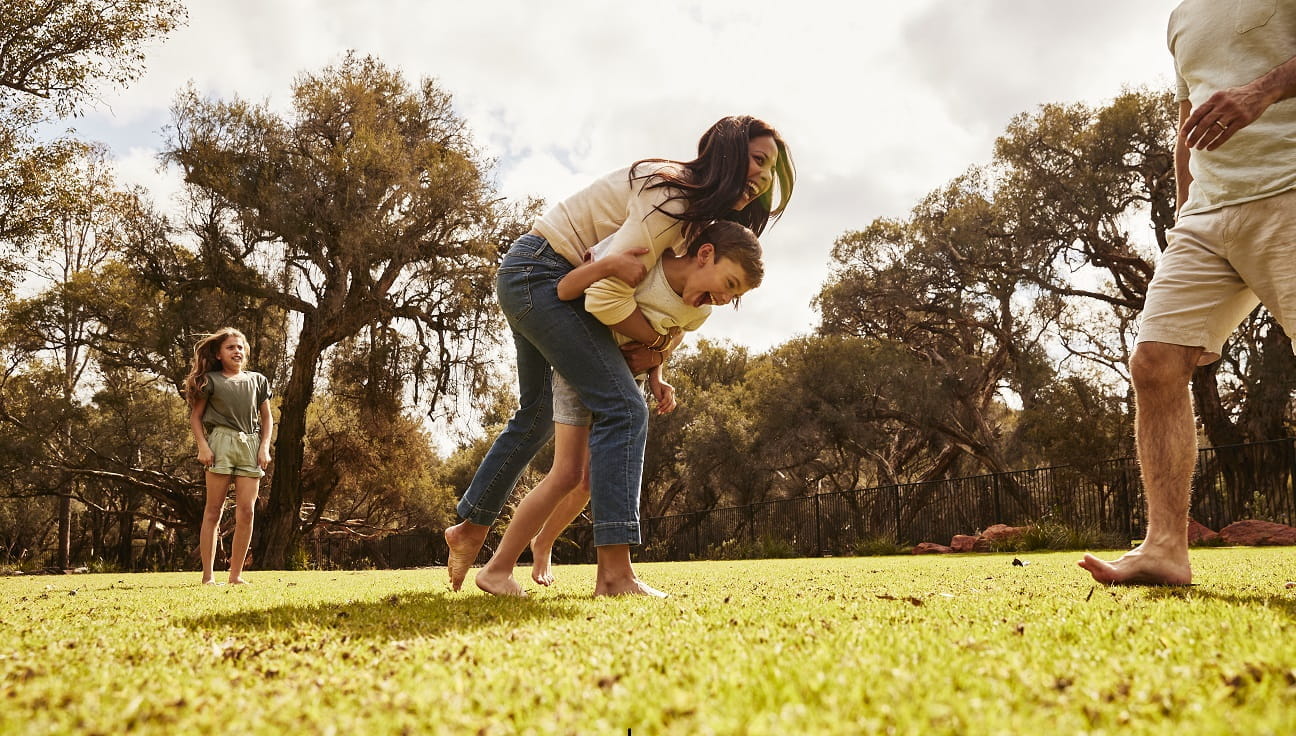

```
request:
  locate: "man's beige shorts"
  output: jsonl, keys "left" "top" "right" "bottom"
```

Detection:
{"left": 1137, "top": 187, "right": 1296, "bottom": 365}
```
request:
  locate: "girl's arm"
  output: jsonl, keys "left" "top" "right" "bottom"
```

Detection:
{"left": 556, "top": 248, "right": 650, "bottom": 301}
{"left": 257, "top": 399, "right": 273, "bottom": 469}
{"left": 189, "top": 397, "right": 213, "bottom": 467}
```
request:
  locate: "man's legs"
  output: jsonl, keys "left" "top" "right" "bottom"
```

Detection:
{"left": 1079, "top": 341, "right": 1200, "bottom": 585}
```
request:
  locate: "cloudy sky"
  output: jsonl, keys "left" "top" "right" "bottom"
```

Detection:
{"left": 65, "top": 0, "right": 1184, "bottom": 352}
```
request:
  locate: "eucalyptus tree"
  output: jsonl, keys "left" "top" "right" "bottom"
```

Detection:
{"left": 162, "top": 54, "right": 531, "bottom": 566}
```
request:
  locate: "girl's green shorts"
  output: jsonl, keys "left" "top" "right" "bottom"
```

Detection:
{"left": 207, "top": 425, "right": 265, "bottom": 478}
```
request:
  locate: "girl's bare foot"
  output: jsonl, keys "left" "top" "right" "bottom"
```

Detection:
{"left": 1078, "top": 544, "right": 1191, "bottom": 586}
{"left": 475, "top": 568, "right": 527, "bottom": 597}
{"left": 530, "top": 537, "right": 554, "bottom": 586}
{"left": 445, "top": 521, "right": 489, "bottom": 591}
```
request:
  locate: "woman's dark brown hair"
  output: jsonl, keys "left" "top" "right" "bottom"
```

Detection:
{"left": 632, "top": 115, "right": 796, "bottom": 241}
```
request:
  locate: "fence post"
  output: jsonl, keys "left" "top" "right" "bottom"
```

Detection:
{"left": 814, "top": 492, "right": 822, "bottom": 556}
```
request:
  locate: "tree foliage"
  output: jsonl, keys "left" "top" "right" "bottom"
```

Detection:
{"left": 0, "top": 0, "right": 186, "bottom": 115}
{"left": 157, "top": 53, "right": 532, "bottom": 566}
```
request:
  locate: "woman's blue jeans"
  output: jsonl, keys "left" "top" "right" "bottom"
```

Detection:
{"left": 456, "top": 234, "right": 648, "bottom": 546}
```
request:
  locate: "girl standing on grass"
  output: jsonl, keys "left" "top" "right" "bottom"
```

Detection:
{"left": 185, "top": 328, "right": 273, "bottom": 585}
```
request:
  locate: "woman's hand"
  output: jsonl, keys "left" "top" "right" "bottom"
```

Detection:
{"left": 257, "top": 447, "right": 272, "bottom": 470}
{"left": 602, "top": 247, "right": 650, "bottom": 287}
{"left": 620, "top": 342, "right": 664, "bottom": 374}
{"left": 197, "top": 445, "right": 214, "bottom": 467}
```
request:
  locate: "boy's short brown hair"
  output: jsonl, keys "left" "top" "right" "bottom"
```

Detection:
{"left": 687, "top": 220, "right": 764, "bottom": 289}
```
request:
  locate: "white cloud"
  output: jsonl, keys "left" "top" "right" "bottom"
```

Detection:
{"left": 64, "top": 0, "right": 1184, "bottom": 352}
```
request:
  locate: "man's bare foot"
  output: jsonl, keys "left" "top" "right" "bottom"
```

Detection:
{"left": 594, "top": 577, "right": 669, "bottom": 598}
{"left": 530, "top": 538, "right": 554, "bottom": 586}
{"left": 475, "top": 568, "right": 527, "bottom": 597}
{"left": 445, "top": 521, "right": 489, "bottom": 591}
{"left": 1078, "top": 545, "right": 1191, "bottom": 586}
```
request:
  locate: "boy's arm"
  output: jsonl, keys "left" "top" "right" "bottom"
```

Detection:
{"left": 556, "top": 247, "right": 650, "bottom": 301}
{"left": 646, "top": 363, "right": 676, "bottom": 415}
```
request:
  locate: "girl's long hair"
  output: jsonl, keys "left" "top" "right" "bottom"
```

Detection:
{"left": 183, "top": 327, "right": 246, "bottom": 405}
{"left": 632, "top": 115, "right": 796, "bottom": 241}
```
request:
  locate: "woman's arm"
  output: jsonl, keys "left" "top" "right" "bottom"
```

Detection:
{"left": 189, "top": 397, "right": 213, "bottom": 466}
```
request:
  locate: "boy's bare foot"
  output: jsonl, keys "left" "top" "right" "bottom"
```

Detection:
{"left": 475, "top": 568, "right": 527, "bottom": 597}
{"left": 530, "top": 537, "right": 554, "bottom": 586}
{"left": 1078, "top": 545, "right": 1191, "bottom": 586}
{"left": 594, "top": 577, "right": 669, "bottom": 598}
{"left": 445, "top": 521, "right": 489, "bottom": 591}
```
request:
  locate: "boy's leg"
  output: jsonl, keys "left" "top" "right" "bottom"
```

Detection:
{"left": 447, "top": 327, "right": 555, "bottom": 591}
{"left": 200, "top": 472, "right": 231, "bottom": 584}
{"left": 476, "top": 424, "right": 590, "bottom": 596}
{"left": 531, "top": 479, "right": 591, "bottom": 586}
{"left": 228, "top": 475, "right": 258, "bottom": 584}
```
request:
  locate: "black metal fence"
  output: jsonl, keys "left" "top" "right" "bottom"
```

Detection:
{"left": 549, "top": 438, "right": 1296, "bottom": 564}
{"left": 320, "top": 438, "right": 1296, "bottom": 568}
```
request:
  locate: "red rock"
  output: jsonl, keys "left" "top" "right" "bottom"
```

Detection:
{"left": 1218, "top": 519, "right": 1296, "bottom": 546}
{"left": 950, "top": 534, "right": 979, "bottom": 553}
{"left": 981, "top": 524, "right": 1029, "bottom": 544}
{"left": 1186, "top": 519, "right": 1219, "bottom": 545}
{"left": 912, "top": 542, "right": 953, "bottom": 554}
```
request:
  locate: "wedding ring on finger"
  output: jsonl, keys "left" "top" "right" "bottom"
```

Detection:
{"left": 1214, "top": 120, "right": 1228, "bottom": 130}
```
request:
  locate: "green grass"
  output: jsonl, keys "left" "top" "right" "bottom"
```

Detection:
{"left": 3, "top": 549, "right": 1296, "bottom": 735}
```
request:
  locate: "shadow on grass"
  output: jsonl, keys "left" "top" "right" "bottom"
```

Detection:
{"left": 173, "top": 590, "right": 585, "bottom": 640}
{"left": 1143, "top": 586, "right": 1296, "bottom": 621}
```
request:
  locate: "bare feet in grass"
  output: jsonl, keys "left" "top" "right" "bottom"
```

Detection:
{"left": 445, "top": 521, "right": 489, "bottom": 591}
{"left": 474, "top": 568, "right": 527, "bottom": 597}
{"left": 530, "top": 537, "right": 554, "bottom": 586}
{"left": 229, "top": 577, "right": 251, "bottom": 585}
{"left": 201, "top": 579, "right": 223, "bottom": 586}
{"left": 1078, "top": 545, "right": 1191, "bottom": 586}
{"left": 594, "top": 578, "right": 669, "bottom": 598}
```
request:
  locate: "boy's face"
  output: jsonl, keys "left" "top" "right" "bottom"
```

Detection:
{"left": 681, "top": 244, "right": 754, "bottom": 308}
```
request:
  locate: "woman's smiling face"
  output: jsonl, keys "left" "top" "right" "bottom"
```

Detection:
{"left": 731, "top": 135, "right": 778, "bottom": 211}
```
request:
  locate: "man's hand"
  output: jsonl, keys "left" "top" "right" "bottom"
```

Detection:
{"left": 1183, "top": 84, "right": 1273, "bottom": 150}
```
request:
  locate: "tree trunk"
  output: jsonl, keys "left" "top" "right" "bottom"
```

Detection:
{"left": 116, "top": 511, "right": 134, "bottom": 570}
{"left": 56, "top": 495, "right": 71, "bottom": 570}
{"left": 256, "top": 317, "right": 327, "bottom": 568}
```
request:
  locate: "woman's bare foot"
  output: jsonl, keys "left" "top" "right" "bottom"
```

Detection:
{"left": 530, "top": 537, "right": 554, "bottom": 586}
{"left": 229, "top": 577, "right": 251, "bottom": 585}
{"left": 201, "top": 578, "right": 223, "bottom": 586}
{"left": 594, "top": 577, "right": 669, "bottom": 598}
{"left": 475, "top": 567, "right": 527, "bottom": 597}
{"left": 1078, "top": 544, "right": 1191, "bottom": 586}
{"left": 445, "top": 521, "right": 489, "bottom": 591}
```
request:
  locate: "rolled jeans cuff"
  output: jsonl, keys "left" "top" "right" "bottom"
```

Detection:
{"left": 593, "top": 521, "right": 641, "bottom": 547}
{"left": 457, "top": 498, "right": 502, "bottom": 527}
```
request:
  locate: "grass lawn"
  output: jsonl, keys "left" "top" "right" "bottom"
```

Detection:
{"left": 2, "top": 548, "right": 1296, "bottom": 735}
